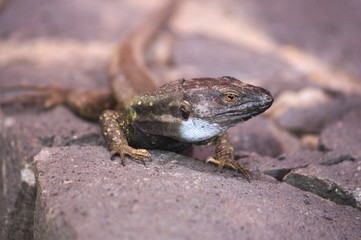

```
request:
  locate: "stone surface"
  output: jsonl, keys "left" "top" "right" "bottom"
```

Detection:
{"left": 278, "top": 95, "right": 361, "bottom": 135}
{"left": 34, "top": 146, "right": 361, "bottom": 240}
{"left": 229, "top": 117, "right": 302, "bottom": 157}
{"left": 284, "top": 158, "right": 361, "bottom": 210}
{"left": 248, "top": 151, "right": 325, "bottom": 180}
{"left": 319, "top": 109, "right": 361, "bottom": 156}
{"left": 266, "top": 87, "right": 332, "bottom": 120}
{"left": 283, "top": 109, "right": 361, "bottom": 210}
{"left": 0, "top": 106, "right": 101, "bottom": 239}
{"left": 243, "top": 0, "right": 361, "bottom": 81}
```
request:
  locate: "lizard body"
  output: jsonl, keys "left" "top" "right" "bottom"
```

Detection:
{"left": 100, "top": 76, "right": 273, "bottom": 179}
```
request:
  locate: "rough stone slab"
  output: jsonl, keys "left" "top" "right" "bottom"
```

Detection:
{"left": 285, "top": 167, "right": 361, "bottom": 210}
{"left": 241, "top": 151, "right": 325, "bottom": 180}
{"left": 34, "top": 146, "right": 361, "bottom": 240}
{"left": 267, "top": 87, "right": 332, "bottom": 120}
{"left": 320, "top": 109, "right": 361, "bottom": 156}
{"left": 229, "top": 117, "right": 302, "bottom": 157}
{"left": 278, "top": 105, "right": 361, "bottom": 209}
{"left": 282, "top": 107, "right": 361, "bottom": 209}
{"left": 278, "top": 95, "right": 361, "bottom": 135}
{"left": 0, "top": 106, "right": 102, "bottom": 239}
{"left": 283, "top": 152, "right": 361, "bottom": 210}
{"left": 0, "top": 110, "right": 38, "bottom": 240}
{"left": 219, "top": 150, "right": 349, "bottom": 182}
{"left": 242, "top": 0, "right": 361, "bottom": 81}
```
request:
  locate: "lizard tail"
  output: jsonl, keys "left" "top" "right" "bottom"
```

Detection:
{"left": 109, "top": 0, "right": 180, "bottom": 105}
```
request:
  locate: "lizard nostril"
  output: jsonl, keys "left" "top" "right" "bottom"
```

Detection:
{"left": 264, "top": 94, "right": 273, "bottom": 102}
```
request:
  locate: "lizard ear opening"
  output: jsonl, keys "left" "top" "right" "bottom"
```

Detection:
{"left": 180, "top": 100, "right": 191, "bottom": 121}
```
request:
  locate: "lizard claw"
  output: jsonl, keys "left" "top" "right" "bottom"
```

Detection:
{"left": 206, "top": 156, "right": 250, "bottom": 181}
{"left": 110, "top": 144, "right": 151, "bottom": 166}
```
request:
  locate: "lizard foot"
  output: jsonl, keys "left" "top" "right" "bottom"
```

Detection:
{"left": 110, "top": 144, "right": 151, "bottom": 166}
{"left": 206, "top": 156, "right": 250, "bottom": 181}
{"left": 0, "top": 84, "right": 70, "bottom": 110}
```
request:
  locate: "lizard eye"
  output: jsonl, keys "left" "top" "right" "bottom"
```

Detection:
{"left": 180, "top": 101, "right": 191, "bottom": 121}
{"left": 225, "top": 93, "right": 236, "bottom": 101}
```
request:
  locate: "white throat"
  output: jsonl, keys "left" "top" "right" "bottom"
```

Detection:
{"left": 179, "top": 117, "right": 225, "bottom": 142}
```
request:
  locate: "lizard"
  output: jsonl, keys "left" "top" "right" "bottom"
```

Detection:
{"left": 0, "top": 0, "right": 273, "bottom": 180}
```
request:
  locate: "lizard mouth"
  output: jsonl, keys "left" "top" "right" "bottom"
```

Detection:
{"left": 212, "top": 97, "right": 273, "bottom": 126}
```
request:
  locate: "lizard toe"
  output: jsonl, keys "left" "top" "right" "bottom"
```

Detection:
{"left": 206, "top": 156, "right": 250, "bottom": 181}
{"left": 127, "top": 149, "right": 151, "bottom": 165}
{"left": 110, "top": 145, "right": 151, "bottom": 166}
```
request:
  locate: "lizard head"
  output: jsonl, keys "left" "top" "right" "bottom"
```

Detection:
{"left": 176, "top": 76, "right": 273, "bottom": 141}
{"left": 181, "top": 76, "right": 273, "bottom": 122}
{"left": 129, "top": 76, "right": 273, "bottom": 143}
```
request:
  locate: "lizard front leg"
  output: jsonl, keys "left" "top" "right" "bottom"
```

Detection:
{"left": 206, "top": 131, "right": 250, "bottom": 181}
{"left": 99, "top": 110, "right": 151, "bottom": 165}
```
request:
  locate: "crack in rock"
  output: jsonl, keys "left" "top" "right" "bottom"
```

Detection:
{"left": 284, "top": 173, "right": 360, "bottom": 210}
{"left": 318, "top": 154, "right": 356, "bottom": 166}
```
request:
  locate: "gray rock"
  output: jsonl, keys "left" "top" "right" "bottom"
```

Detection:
{"left": 8, "top": 165, "right": 36, "bottom": 240}
{"left": 319, "top": 109, "right": 361, "bottom": 156}
{"left": 231, "top": 150, "right": 353, "bottom": 181}
{"left": 0, "top": 111, "right": 33, "bottom": 240}
{"left": 34, "top": 146, "right": 361, "bottom": 240}
{"left": 0, "top": 106, "right": 101, "bottom": 239}
{"left": 283, "top": 110, "right": 361, "bottom": 209}
{"left": 229, "top": 117, "right": 302, "bottom": 157}
{"left": 239, "top": 145, "right": 361, "bottom": 210}
{"left": 256, "top": 151, "right": 325, "bottom": 180}
{"left": 284, "top": 156, "right": 361, "bottom": 210}
{"left": 278, "top": 95, "right": 361, "bottom": 134}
